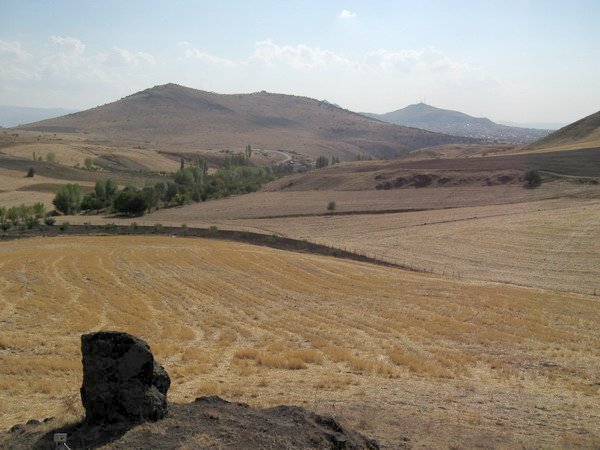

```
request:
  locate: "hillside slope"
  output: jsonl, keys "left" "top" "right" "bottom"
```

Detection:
{"left": 364, "top": 103, "right": 550, "bottom": 143}
{"left": 264, "top": 147, "right": 600, "bottom": 191}
{"left": 529, "top": 110, "right": 600, "bottom": 150}
{"left": 18, "top": 84, "right": 474, "bottom": 160}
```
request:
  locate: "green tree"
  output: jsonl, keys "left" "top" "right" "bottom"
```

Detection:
{"left": 104, "top": 179, "right": 118, "bottom": 198}
{"left": 81, "top": 194, "right": 104, "bottom": 211}
{"left": 174, "top": 167, "right": 195, "bottom": 185}
{"left": 316, "top": 156, "right": 330, "bottom": 169}
{"left": 164, "top": 182, "right": 179, "bottom": 203}
{"left": 195, "top": 157, "right": 208, "bottom": 176}
{"left": 113, "top": 190, "right": 148, "bottom": 216}
{"left": 142, "top": 187, "right": 159, "bottom": 211}
{"left": 32, "top": 202, "right": 45, "bottom": 219}
{"left": 94, "top": 180, "right": 106, "bottom": 199}
{"left": 53, "top": 184, "right": 82, "bottom": 214}
{"left": 84, "top": 157, "right": 94, "bottom": 170}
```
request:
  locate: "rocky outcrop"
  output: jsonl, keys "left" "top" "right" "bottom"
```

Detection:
{"left": 2, "top": 332, "right": 385, "bottom": 449}
{"left": 3, "top": 397, "right": 383, "bottom": 449}
{"left": 80, "top": 331, "right": 170, "bottom": 423}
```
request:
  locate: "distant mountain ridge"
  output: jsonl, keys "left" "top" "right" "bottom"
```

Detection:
{"left": 0, "top": 105, "right": 78, "bottom": 128}
{"left": 363, "top": 103, "right": 551, "bottom": 144}
{"left": 17, "top": 84, "right": 476, "bottom": 160}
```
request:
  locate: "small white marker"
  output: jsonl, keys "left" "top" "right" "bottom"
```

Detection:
{"left": 54, "top": 433, "right": 71, "bottom": 449}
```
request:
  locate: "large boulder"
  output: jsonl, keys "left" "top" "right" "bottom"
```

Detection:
{"left": 80, "top": 331, "right": 170, "bottom": 424}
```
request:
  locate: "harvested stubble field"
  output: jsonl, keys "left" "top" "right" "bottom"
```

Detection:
{"left": 136, "top": 181, "right": 596, "bottom": 220}
{"left": 231, "top": 196, "right": 600, "bottom": 295}
{"left": 66, "top": 180, "right": 600, "bottom": 295}
{"left": 0, "top": 236, "right": 599, "bottom": 448}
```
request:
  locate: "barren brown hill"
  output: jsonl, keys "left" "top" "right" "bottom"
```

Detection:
{"left": 529, "top": 109, "right": 600, "bottom": 151}
{"left": 18, "top": 84, "right": 475, "bottom": 159}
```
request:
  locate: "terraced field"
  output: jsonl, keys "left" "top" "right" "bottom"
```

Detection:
{"left": 1, "top": 236, "right": 599, "bottom": 448}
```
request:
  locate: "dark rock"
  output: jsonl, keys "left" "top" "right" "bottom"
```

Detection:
{"left": 80, "top": 331, "right": 170, "bottom": 424}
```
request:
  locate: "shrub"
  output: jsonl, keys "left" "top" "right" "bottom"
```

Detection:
{"left": 524, "top": 170, "right": 542, "bottom": 188}
{"left": 59, "top": 221, "right": 70, "bottom": 232}
{"left": 286, "top": 349, "right": 323, "bottom": 364}
{"left": 44, "top": 217, "right": 56, "bottom": 226}
{"left": 263, "top": 235, "right": 276, "bottom": 244}
{"left": 25, "top": 217, "right": 39, "bottom": 229}
{"left": 26, "top": 167, "right": 35, "bottom": 177}
{"left": 208, "top": 225, "right": 218, "bottom": 236}
{"left": 327, "top": 201, "right": 336, "bottom": 211}
{"left": 234, "top": 348, "right": 259, "bottom": 360}
{"left": 173, "top": 193, "right": 187, "bottom": 206}
{"left": 297, "top": 239, "right": 309, "bottom": 250}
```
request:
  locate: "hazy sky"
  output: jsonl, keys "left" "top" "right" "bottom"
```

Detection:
{"left": 1, "top": 0, "right": 598, "bottom": 123}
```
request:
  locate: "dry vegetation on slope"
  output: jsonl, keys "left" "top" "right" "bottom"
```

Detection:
{"left": 265, "top": 147, "right": 600, "bottom": 192}
{"left": 0, "top": 236, "right": 599, "bottom": 448}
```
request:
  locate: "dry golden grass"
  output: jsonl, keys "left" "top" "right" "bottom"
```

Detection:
{"left": 0, "top": 236, "right": 598, "bottom": 448}
{"left": 2, "top": 143, "right": 96, "bottom": 167}
{"left": 1, "top": 140, "right": 181, "bottom": 173}
{"left": 0, "top": 167, "right": 96, "bottom": 209}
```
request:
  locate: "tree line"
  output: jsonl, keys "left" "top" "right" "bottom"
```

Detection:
{"left": 51, "top": 153, "right": 276, "bottom": 217}
{"left": 0, "top": 202, "right": 48, "bottom": 231}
